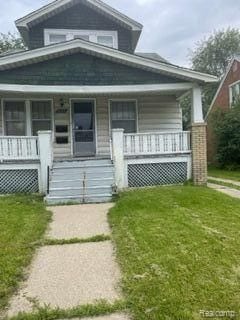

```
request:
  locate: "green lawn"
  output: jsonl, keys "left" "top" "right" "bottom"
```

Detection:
{"left": 0, "top": 195, "right": 51, "bottom": 313}
{"left": 109, "top": 186, "right": 240, "bottom": 320}
{"left": 208, "top": 166, "right": 240, "bottom": 181}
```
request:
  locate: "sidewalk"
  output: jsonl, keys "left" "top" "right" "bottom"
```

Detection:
{"left": 7, "top": 203, "right": 128, "bottom": 320}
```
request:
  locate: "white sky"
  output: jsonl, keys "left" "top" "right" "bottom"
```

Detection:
{"left": 0, "top": 0, "right": 240, "bottom": 66}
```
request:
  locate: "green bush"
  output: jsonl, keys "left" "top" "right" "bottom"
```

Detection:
{"left": 212, "top": 104, "right": 240, "bottom": 168}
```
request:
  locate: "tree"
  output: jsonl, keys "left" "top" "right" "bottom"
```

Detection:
{"left": 0, "top": 32, "right": 25, "bottom": 54}
{"left": 181, "top": 28, "right": 240, "bottom": 129}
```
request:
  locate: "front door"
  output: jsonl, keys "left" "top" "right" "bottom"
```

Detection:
{"left": 72, "top": 100, "right": 96, "bottom": 157}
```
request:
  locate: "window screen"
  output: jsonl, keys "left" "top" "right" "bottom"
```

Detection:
{"left": 31, "top": 101, "right": 52, "bottom": 136}
{"left": 49, "top": 34, "right": 67, "bottom": 44}
{"left": 4, "top": 101, "right": 26, "bottom": 136}
{"left": 111, "top": 101, "right": 137, "bottom": 133}
{"left": 97, "top": 35, "right": 114, "bottom": 47}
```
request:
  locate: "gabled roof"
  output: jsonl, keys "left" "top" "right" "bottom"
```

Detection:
{"left": 206, "top": 56, "right": 240, "bottom": 119}
{"left": 0, "top": 39, "right": 218, "bottom": 84}
{"left": 135, "top": 52, "right": 169, "bottom": 64}
{"left": 15, "top": 0, "right": 142, "bottom": 49}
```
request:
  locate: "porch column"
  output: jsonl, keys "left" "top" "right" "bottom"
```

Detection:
{"left": 191, "top": 85, "right": 207, "bottom": 185}
{"left": 38, "top": 131, "right": 53, "bottom": 194}
{"left": 112, "top": 129, "right": 125, "bottom": 189}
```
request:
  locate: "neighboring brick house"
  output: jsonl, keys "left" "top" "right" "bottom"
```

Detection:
{"left": 0, "top": 0, "right": 217, "bottom": 203}
{"left": 206, "top": 57, "right": 240, "bottom": 164}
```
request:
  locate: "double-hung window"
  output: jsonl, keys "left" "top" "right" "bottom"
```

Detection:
{"left": 4, "top": 101, "right": 26, "bottom": 136}
{"left": 110, "top": 101, "right": 137, "bottom": 133}
{"left": 31, "top": 101, "right": 52, "bottom": 136}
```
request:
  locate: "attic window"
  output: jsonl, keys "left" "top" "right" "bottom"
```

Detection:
{"left": 44, "top": 29, "right": 118, "bottom": 48}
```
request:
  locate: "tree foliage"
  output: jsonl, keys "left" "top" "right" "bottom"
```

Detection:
{"left": 0, "top": 32, "right": 25, "bottom": 54}
{"left": 181, "top": 28, "right": 240, "bottom": 129}
{"left": 211, "top": 104, "right": 240, "bottom": 168}
{"left": 191, "top": 28, "right": 240, "bottom": 77}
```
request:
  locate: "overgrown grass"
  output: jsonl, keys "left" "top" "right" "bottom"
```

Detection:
{"left": 109, "top": 186, "right": 240, "bottom": 320}
{"left": 7, "top": 300, "right": 126, "bottom": 320}
{"left": 0, "top": 195, "right": 51, "bottom": 313}
{"left": 42, "top": 234, "right": 111, "bottom": 246}
{"left": 208, "top": 165, "right": 240, "bottom": 181}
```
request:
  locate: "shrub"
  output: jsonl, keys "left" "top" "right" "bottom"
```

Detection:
{"left": 212, "top": 104, "right": 240, "bottom": 168}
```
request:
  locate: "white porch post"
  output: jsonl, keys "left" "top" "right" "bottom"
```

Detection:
{"left": 38, "top": 131, "right": 53, "bottom": 194}
{"left": 191, "top": 85, "right": 204, "bottom": 123}
{"left": 112, "top": 129, "right": 125, "bottom": 190}
{"left": 191, "top": 85, "right": 207, "bottom": 185}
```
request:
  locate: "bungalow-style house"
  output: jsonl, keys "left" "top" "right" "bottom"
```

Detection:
{"left": 0, "top": 0, "right": 217, "bottom": 203}
{"left": 207, "top": 57, "right": 240, "bottom": 164}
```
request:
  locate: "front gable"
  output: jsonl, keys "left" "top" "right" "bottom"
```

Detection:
{"left": 207, "top": 58, "right": 240, "bottom": 118}
{"left": 0, "top": 52, "right": 183, "bottom": 86}
{"left": 28, "top": 2, "right": 133, "bottom": 53}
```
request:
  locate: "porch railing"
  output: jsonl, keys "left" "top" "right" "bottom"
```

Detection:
{"left": 123, "top": 131, "right": 191, "bottom": 156}
{"left": 0, "top": 136, "right": 39, "bottom": 161}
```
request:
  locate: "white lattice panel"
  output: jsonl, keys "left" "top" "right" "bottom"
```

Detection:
{"left": 0, "top": 169, "right": 39, "bottom": 194}
{"left": 128, "top": 162, "right": 188, "bottom": 187}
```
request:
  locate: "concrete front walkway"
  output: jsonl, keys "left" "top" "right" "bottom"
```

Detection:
{"left": 8, "top": 204, "right": 128, "bottom": 319}
{"left": 208, "top": 183, "right": 240, "bottom": 199}
{"left": 208, "top": 176, "right": 240, "bottom": 187}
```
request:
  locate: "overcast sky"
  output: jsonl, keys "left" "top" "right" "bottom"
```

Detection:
{"left": 0, "top": 0, "right": 240, "bottom": 66}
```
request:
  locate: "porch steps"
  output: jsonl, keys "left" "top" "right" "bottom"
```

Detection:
{"left": 45, "top": 159, "right": 115, "bottom": 205}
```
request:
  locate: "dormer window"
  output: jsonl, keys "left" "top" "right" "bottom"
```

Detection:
{"left": 44, "top": 29, "right": 118, "bottom": 48}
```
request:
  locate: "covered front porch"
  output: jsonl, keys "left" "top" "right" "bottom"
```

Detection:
{"left": 0, "top": 82, "right": 204, "bottom": 200}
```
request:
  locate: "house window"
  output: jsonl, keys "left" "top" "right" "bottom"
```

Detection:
{"left": 49, "top": 34, "right": 67, "bottom": 44}
{"left": 4, "top": 101, "right": 26, "bottom": 136}
{"left": 110, "top": 101, "right": 137, "bottom": 133}
{"left": 230, "top": 82, "right": 240, "bottom": 106}
{"left": 31, "top": 101, "right": 52, "bottom": 136}
{"left": 44, "top": 29, "right": 118, "bottom": 48}
{"left": 97, "top": 35, "right": 114, "bottom": 47}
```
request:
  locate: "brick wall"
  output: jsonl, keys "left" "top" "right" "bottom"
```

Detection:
{"left": 207, "top": 59, "right": 240, "bottom": 164}
{"left": 192, "top": 123, "right": 207, "bottom": 185}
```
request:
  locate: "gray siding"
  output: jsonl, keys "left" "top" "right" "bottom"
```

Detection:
{"left": 138, "top": 95, "right": 182, "bottom": 132}
{"left": 96, "top": 97, "right": 110, "bottom": 155}
{"left": 0, "top": 101, "right": 2, "bottom": 136}
{"left": 0, "top": 52, "right": 181, "bottom": 86}
{"left": 28, "top": 2, "right": 133, "bottom": 53}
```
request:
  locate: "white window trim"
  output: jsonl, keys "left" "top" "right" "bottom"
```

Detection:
{"left": 2, "top": 98, "right": 53, "bottom": 136}
{"left": 44, "top": 28, "right": 118, "bottom": 49}
{"left": 108, "top": 99, "right": 138, "bottom": 134}
{"left": 229, "top": 80, "right": 240, "bottom": 106}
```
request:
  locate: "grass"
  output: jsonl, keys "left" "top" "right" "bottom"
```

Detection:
{"left": 0, "top": 195, "right": 51, "bottom": 313}
{"left": 208, "top": 165, "right": 240, "bottom": 182}
{"left": 109, "top": 186, "right": 240, "bottom": 320}
{"left": 42, "top": 234, "right": 111, "bottom": 246}
{"left": 7, "top": 300, "right": 126, "bottom": 320}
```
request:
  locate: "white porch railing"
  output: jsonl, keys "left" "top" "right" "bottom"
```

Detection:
{"left": 0, "top": 132, "right": 53, "bottom": 194}
{"left": 0, "top": 136, "right": 39, "bottom": 161}
{"left": 123, "top": 131, "right": 191, "bottom": 156}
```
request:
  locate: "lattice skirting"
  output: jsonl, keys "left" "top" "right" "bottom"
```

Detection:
{"left": 0, "top": 169, "right": 39, "bottom": 194}
{"left": 128, "top": 161, "right": 188, "bottom": 188}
